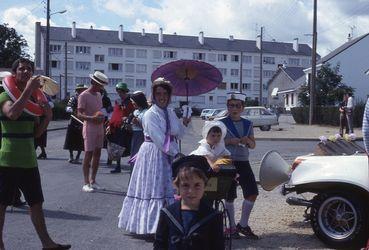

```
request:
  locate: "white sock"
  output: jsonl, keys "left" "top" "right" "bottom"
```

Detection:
{"left": 239, "top": 199, "right": 254, "bottom": 227}
{"left": 225, "top": 201, "right": 236, "bottom": 228}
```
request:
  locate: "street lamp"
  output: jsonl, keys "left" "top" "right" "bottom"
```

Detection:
{"left": 45, "top": 0, "right": 67, "bottom": 76}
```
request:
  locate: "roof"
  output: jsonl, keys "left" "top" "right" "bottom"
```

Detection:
{"left": 267, "top": 66, "right": 305, "bottom": 86}
{"left": 318, "top": 33, "right": 369, "bottom": 63}
{"left": 41, "top": 25, "right": 313, "bottom": 56}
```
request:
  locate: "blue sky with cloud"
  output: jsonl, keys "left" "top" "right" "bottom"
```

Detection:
{"left": 1, "top": 0, "right": 369, "bottom": 58}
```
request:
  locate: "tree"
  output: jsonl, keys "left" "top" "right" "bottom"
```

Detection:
{"left": 0, "top": 23, "right": 29, "bottom": 68}
{"left": 298, "top": 63, "right": 354, "bottom": 107}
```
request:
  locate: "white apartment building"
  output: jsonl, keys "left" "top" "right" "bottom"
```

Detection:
{"left": 34, "top": 22, "right": 313, "bottom": 108}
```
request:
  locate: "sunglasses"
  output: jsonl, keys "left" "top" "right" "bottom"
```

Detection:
{"left": 227, "top": 104, "right": 243, "bottom": 109}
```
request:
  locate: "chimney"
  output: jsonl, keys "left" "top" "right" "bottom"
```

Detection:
{"left": 118, "top": 25, "right": 124, "bottom": 41}
{"left": 199, "top": 31, "right": 204, "bottom": 45}
{"left": 158, "top": 28, "right": 163, "bottom": 44}
{"left": 293, "top": 38, "right": 299, "bottom": 52}
{"left": 141, "top": 28, "right": 145, "bottom": 36}
{"left": 256, "top": 35, "right": 261, "bottom": 50}
{"left": 71, "top": 21, "right": 76, "bottom": 38}
{"left": 229, "top": 35, "right": 234, "bottom": 41}
{"left": 347, "top": 33, "right": 352, "bottom": 42}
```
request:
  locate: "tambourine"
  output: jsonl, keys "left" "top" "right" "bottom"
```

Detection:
{"left": 38, "top": 75, "right": 60, "bottom": 96}
{"left": 2, "top": 75, "right": 48, "bottom": 116}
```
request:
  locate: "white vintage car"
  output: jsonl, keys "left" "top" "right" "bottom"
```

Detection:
{"left": 260, "top": 149, "right": 369, "bottom": 248}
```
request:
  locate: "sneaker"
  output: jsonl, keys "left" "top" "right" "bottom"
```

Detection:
{"left": 224, "top": 227, "right": 240, "bottom": 239}
{"left": 82, "top": 184, "right": 94, "bottom": 193}
{"left": 236, "top": 224, "right": 259, "bottom": 240}
{"left": 90, "top": 182, "right": 104, "bottom": 190}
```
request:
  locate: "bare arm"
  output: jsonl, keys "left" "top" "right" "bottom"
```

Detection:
{"left": 34, "top": 104, "right": 53, "bottom": 138}
{"left": 241, "top": 135, "right": 256, "bottom": 149}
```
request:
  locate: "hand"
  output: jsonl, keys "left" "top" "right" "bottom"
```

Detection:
{"left": 240, "top": 136, "right": 250, "bottom": 146}
{"left": 25, "top": 75, "right": 41, "bottom": 92}
{"left": 229, "top": 138, "right": 241, "bottom": 145}
{"left": 183, "top": 117, "right": 191, "bottom": 127}
{"left": 93, "top": 114, "right": 104, "bottom": 124}
{"left": 131, "top": 117, "right": 139, "bottom": 125}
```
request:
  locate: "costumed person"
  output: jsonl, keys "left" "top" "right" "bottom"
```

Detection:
{"left": 77, "top": 71, "right": 108, "bottom": 192}
{"left": 0, "top": 58, "right": 71, "bottom": 249}
{"left": 128, "top": 91, "right": 149, "bottom": 166}
{"left": 107, "top": 82, "right": 134, "bottom": 174}
{"left": 190, "top": 120, "right": 231, "bottom": 172}
{"left": 118, "top": 77, "right": 190, "bottom": 235}
{"left": 154, "top": 165, "right": 224, "bottom": 250}
{"left": 220, "top": 92, "right": 259, "bottom": 239}
{"left": 63, "top": 83, "right": 88, "bottom": 163}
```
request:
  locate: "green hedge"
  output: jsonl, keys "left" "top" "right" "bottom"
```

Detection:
{"left": 291, "top": 101, "right": 365, "bottom": 127}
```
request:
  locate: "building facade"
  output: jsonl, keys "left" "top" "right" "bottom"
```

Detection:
{"left": 34, "top": 22, "right": 313, "bottom": 108}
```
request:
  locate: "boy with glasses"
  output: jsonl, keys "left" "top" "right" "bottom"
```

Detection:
{"left": 220, "top": 92, "right": 259, "bottom": 239}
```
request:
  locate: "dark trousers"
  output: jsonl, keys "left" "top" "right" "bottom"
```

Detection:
{"left": 339, "top": 113, "right": 349, "bottom": 136}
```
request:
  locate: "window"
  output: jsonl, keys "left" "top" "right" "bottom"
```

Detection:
{"left": 95, "top": 55, "right": 104, "bottom": 63}
{"left": 242, "top": 69, "right": 252, "bottom": 77}
{"left": 263, "top": 56, "right": 275, "bottom": 64}
{"left": 163, "top": 51, "right": 177, "bottom": 59}
{"left": 291, "top": 93, "right": 294, "bottom": 105}
{"left": 50, "top": 60, "right": 60, "bottom": 69}
{"left": 208, "top": 53, "right": 216, "bottom": 62}
{"left": 75, "top": 46, "right": 90, "bottom": 54}
{"left": 231, "top": 69, "right": 239, "bottom": 77}
{"left": 217, "top": 96, "right": 226, "bottom": 104}
{"left": 288, "top": 58, "right": 300, "bottom": 66}
{"left": 218, "top": 54, "right": 227, "bottom": 62}
{"left": 253, "top": 68, "right": 260, "bottom": 78}
{"left": 108, "top": 78, "right": 122, "bottom": 87}
{"left": 253, "top": 56, "right": 260, "bottom": 64}
{"left": 125, "top": 63, "right": 135, "bottom": 73}
{"left": 75, "top": 77, "right": 90, "bottom": 84}
{"left": 217, "top": 82, "right": 227, "bottom": 90}
{"left": 153, "top": 50, "right": 162, "bottom": 59}
{"left": 66, "top": 45, "right": 74, "bottom": 54}
{"left": 136, "top": 49, "right": 147, "bottom": 58}
{"left": 109, "top": 63, "right": 122, "bottom": 71}
{"left": 242, "top": 83, "right": 251, "bottom": 90}
{"left": 263, "top": 70, "right": 275, "bottom": 78}
{"left": 67, "top": 61, "right": 73, "bottom": 70}
{"left": 209, "top": 96, "right": 213, "bottom": 102}
{"left": 125, "top": 48, "right": 135, "bottom": 58}
{"left": 124, "top": 78, "right": 134, "bottom": 89}
{"left": 253, "top": 83, "right": 259, "bottom": 91}
{"left": 75, "top": 62, "right": 91, "bottom": 70}
{"left": 219, "top": 68, "right": 227, "bottom": 76}
{"left": 230, "top": 83, "right": 238, "bottom": 90}
{"left": 302, "top": 58, "right": 310, "bottom": 67}
{"left": 136, "top": 79, "right": 146, "bottom": 88}
{"left": 242, "top": 55, "right": 252, "bottom": 63}
{"left": 286, "top": 94, "right": 289, "bottom": 105}
{"left": 192, "top": 96, "right": 205, "bottom": 104}
{"left": 50, "top": 44, "right": 61, "bottom": 53}
{"left": 231, "top": 55, "right": 239, "bottom": 62}
{"left": 193, "top": 53, "right": 206, "bottom": 60}
{"left": 263, "top": 84, "right": 268, "bottom": 90}
{"left": 108, "top": 48, "right": 123, "bottom": 57}
{"left": 136, "top": 64, "right": 147, "bottom": 73}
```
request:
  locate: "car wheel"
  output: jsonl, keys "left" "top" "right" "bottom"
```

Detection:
{"left": 260, "top": 125, "right": 271, "bottom": 131}
{"left": 310, "top": 192, "right": 369, "bottom": 248}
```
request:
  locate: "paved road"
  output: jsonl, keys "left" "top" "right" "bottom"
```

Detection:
{"left": 5, "top": 125, "right": 354, "bottom": 249}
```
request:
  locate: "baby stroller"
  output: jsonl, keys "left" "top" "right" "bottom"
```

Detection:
{"left": 172, "top": 155, "right": 237, "bottom": 249}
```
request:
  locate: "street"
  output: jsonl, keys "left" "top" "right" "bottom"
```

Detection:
{"left": 4, "top": 121, "right": 342, "bottom": 250}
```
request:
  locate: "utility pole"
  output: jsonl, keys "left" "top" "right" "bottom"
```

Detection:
{"left": 45, "top": 0, "right": 50, "bottom": 76}
{"left": 239, "top": 51, "right": 243, "bottom": 93}
{"left": 309, "top": 0, "right": 317, "bottom": 125}
{"left": 259, "top": 26, "right": 263, "bottom": 105}
{"left": 64, "top": 41, "right": 68, "bottom": 100}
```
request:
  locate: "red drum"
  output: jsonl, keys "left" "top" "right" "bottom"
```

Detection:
{"left": 2, "top": 75, "right": 47, "bottom": 116}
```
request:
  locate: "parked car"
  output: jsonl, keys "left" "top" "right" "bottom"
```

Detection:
{"left": 200, "top": 109, "right": 212, "bottom": 120}
{"left": 214, "top": 106, "right": 279, "bottom": 131}
{"left": 259, "top": 147, "right": 369, "bottom": 248}
{"left": 205, "top": 109, "right": 224, "bottom": 120}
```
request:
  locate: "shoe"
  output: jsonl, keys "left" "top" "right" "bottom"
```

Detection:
{"left": 224, "top": 227, "right": 240, "bottom": 239}
{"left": 90, "top": 182, "right": 104, "bottom": 190}
{"left": 42, "top": 243, "right": 71, "bottom": 250}
{"left": 68, "top": 158, "right": 73, "bottom": 163}
{"left": 107, "top": 159, "right": 112, "bottom": 165}
{"left": 82, "top": 184, "right": 94, "bottom": 193}
{"left": 236, "top": 224, "right": 259, "bottom": 240}
{"left": 12, "top": 200, "right": 27, "bottom": 207}
{"left": 110, "top": 167, "right": 121, "bottom": 174}
{"left": 37, "top": 153, "right": 47, "bottom": 159}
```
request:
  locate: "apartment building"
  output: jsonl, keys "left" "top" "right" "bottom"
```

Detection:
{"left": 34, "top": 22, "right": 313, "bottom": 108}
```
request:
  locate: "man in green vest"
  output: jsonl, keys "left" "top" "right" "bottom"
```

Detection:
{"left": 0, "top": 58, "right": 70, "bottom": 250}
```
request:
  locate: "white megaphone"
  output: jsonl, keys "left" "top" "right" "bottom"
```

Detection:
{"left": 259, "top": 150, "right": 291, "bottom": 191}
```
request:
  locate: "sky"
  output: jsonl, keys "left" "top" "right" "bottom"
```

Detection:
{"left": 1, "top": 0, "right": 369, "bottom": 59}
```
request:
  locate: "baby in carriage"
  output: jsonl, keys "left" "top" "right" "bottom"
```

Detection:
{"left": 190, "top": 121, "right": 232, "bottom": 171}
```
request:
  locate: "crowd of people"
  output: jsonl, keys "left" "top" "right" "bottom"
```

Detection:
{"left": 3, "top": 57, "right": 368, "bottom": 249}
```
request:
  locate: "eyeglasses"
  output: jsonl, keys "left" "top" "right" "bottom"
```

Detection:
{"left": 227, "top": 104, "right": 242, "bottom": 109}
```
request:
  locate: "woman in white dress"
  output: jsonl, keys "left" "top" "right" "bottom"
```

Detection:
{"left": 118, "top": 77, "right": 190, "bottom": 234}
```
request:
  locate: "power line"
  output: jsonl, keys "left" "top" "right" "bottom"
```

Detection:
{"left": 12, "top": 1, "right": 44, "bottom": 27}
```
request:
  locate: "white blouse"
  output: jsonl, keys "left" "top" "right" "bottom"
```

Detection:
{"left": 143, "top": 104, "right": 186, "bottom": 156}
